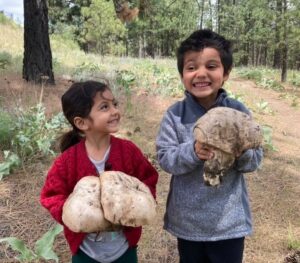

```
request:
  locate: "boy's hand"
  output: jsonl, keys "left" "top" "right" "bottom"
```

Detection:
{"left": 194, "top": 141, "right": 214, "bottom": 161}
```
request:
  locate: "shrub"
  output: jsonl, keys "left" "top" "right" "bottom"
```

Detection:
{"left": 0, "top": 51, "right": 12, "bottom": 69}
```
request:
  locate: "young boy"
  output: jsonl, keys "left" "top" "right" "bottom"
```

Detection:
{"left": 156, "top": 29, "right": 263, "bottom": 263}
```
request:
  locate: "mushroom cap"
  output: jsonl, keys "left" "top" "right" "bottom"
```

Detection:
{"left": 100, "top": 171, "right": 157, "bottom": 227}
{"left": 62, "top": 176, "right": 113, "bottom": 233}
{"left": 193, "top": 107, "right": 263, "bottom": 186}
{"left": 194, "top": 107, "right": 263, "bottom": 156}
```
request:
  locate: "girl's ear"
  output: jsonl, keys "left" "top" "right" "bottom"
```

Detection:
{"left": 73, "top": 117, "right": 89, "bottom": 131}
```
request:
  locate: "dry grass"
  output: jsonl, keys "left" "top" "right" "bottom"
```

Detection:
{"left": 0, "top": 74, "right": 300, "bottom": 263}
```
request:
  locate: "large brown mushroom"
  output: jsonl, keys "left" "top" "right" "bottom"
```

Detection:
{"left": 193, "top": 107, "right": 263, "bottom": 186}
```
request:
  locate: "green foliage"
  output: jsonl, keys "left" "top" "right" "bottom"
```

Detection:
{"left": 226, "top": 90, "right": 245, "bottom": 103}
{"left": 236, "top": 67, "right": 286, "bottom": 92}
{"left": 287, "top": 223, "right": 300, "bottom": 250}
{"left": 0, "top": 111, "right": 15, "bottom": 149}
{"left": 80, "top": 0, "right": 126, "bottom": 55}
{"left": 73, "top": 61, "right": 102, "bottom": 80}
{"left": 236, "top": 67, "right": 263, "bottom": 82}
{"left": 262, "top": 125, "right": 277, "bottom": 152}
{"left": 0, "top": 151, "right": 20, "bottom": 180}
{"left": 290, "top": 71, "right": 300, "bottom": 87}
{"left": 155, "top": 73, "right": 182, "bottom": 97}
{"left": 255, "top": 99, "right": 273, "bottom": 114}
{"left": 12, "top": 104, "right": 67, "bottom": 160}
{"left": 0, "top": 104, "right": 67, "bottom": 180}
{"left": 116, "top": 70, "right": 136, "bottom": 92}
{"left": 0, "top": 224, "right": 63, "bottom": 262}
{"left": 258, "top": 78, "right": 284, "bottom": 91}
{"left": 116, "top": 69, "right": 136, "bottom": 111}
{"left": 0, "top": 12, "right": 15, "bottom": 25}
{"left": 0, "top": 51, "right": 12, "bottom": 69}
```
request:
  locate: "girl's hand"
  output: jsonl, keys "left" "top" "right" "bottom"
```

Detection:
{"left": 194, "top": 141, "right": 214, "bottom": 161}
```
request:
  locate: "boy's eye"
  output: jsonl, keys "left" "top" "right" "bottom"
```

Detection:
{"left": 185, "top": 65, "right": 195, "bottom": 71}
{"left": 207, "top": 64, "right": 217, "bottom": 69}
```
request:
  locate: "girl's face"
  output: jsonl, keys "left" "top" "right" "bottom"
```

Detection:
{"left": 181, "top": 47, "right": 230, "bottom": 109}
{"left": 85, "top": 90, "right": 121, "bottom": 135}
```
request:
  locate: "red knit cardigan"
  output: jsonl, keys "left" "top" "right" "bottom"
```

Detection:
{"left": 40, "top": 135, "right": 158, "bottom": 255}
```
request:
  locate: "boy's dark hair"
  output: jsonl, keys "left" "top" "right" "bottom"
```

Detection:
{"left": 60, "top": 80, "right": 110, "bottom": 152}
{"left": 177, "top": 29, "right": 233, "bottom": 77}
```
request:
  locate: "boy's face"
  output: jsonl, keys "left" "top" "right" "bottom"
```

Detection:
{"left": 181, "top": 47, "right": 230, "bottom": 108}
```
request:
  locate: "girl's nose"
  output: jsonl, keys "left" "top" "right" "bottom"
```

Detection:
{"left": 111, "top": 107, "right": 120, "bottom": 115}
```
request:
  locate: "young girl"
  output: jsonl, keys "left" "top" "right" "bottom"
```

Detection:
{"left": 40, "top": 80, "right": 159, "bottom": 263}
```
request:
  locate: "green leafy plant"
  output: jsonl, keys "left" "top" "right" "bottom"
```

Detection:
{"left": 0, "top": 104, "right": 67, "bottom": 180}
{"left": 116, "top": 69, "right": 136, "bottom": 112}
{"left": 0, "top": 111, "right": 16, "bottom": 150}
{"left": 227, "top": 90, "right": 244, "bottom": 103}
{"left": 0, "top": 51, "right": 12, "bottom": 69}
{"left": 258, "top": 78, "right": 284, "bottom": 91}
{"left": 287, "top": 223, "right": 300, "bottom": 250}
{"left": 0, "top": 224, "right": 63, "bottom": 262}
{"left": 12, "top": 104, "right": 67, "bottom": 161}
{"left": 236, "top": 68, "right": 262, "bottom": 82}
{"left": 73, "top": 62, "right": 102, "bottom": 81}
{"left": 255, "top": 99, "right": 273, "bottom": 114}
{"left": 262, "top": 125, "right": 277, "bottom": 152}
{"left": 0, "top": 151, "right": 20, "bottom": 180}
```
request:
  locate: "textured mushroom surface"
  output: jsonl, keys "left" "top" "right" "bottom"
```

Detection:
{"left": 100, "top": 171, "right": 157, "bottom": 227}
{"left": 193, "top": 107, "right": 263, "bottom": 186}
{"left": 62, "top": 176, "right": 113, "bottom": 233}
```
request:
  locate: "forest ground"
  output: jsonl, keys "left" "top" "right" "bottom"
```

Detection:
{"left": 0, "top": 73, "right": 299, "bottom": 263}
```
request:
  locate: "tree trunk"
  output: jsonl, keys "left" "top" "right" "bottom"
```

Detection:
{"left": 199, "top": 0, "right": 205, "bottom": 29}
{"left": 273, "top": 0, "right": 282, "bottom": 69}
{"left": 281, "top": 0, "right": 288, "bottom": 82}
{"left": 23, "top": 0, "right": 54, "bottom": 85}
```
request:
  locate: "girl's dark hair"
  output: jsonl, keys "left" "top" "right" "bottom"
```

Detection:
{"left": 59, "top": 80, "right": 110, "bottom": 152}
{"left": 177, "top": 29, "right": 233, "bottom": 77}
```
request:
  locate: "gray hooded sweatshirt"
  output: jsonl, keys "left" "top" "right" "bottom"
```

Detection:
{"left": 156, "top": 89, "right": 263, "bottom": 241}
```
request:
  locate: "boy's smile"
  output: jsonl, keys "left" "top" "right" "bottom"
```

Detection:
{"left": 181, "top": 47, "right": 230, "bottom": 109}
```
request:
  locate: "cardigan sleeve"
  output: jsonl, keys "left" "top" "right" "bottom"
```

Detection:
{"left": 40, "top": 156, "right": 71, "bottom": 225}
{"left": 128, "top": 142, "right": 159, "bottom": 199}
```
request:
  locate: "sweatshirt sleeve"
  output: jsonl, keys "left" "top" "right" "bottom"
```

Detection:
{"left": 156, "top": 111, "right": 203, "bottom": 175}
{"left": 40, "top": 156, "right": 70, "bottom": 225}
{"left": 234, "top": 147, "right": 263, "bottom": 173}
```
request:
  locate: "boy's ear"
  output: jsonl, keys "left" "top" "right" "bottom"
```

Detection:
{"left": 223, "top": 68, "right": 232, "bottom": 81}
{"left": 73, "top": 117, "right": 89, "bottom": 131}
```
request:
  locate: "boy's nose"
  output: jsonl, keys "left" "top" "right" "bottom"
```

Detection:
{"left": 195, "top": 67, "right": 206, "bottom": 78}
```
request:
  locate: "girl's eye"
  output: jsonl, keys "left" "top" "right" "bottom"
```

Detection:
{"left": 113, "top": 101, "right": 119, "bottom": 108}
{"left": 100, "top": 104, "right": 109, "bottom": 110}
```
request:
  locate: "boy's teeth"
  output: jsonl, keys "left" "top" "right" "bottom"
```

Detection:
{"left": 194, "top": 82, "right": 209, "bottom": 87}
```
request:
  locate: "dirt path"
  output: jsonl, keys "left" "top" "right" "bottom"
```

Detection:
{"left": 228, "top": 77, "right": 300, "bottom": 263}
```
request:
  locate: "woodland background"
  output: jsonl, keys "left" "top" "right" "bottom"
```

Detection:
{"left": 0, "top": 0, "right": 300, "bottom": 262}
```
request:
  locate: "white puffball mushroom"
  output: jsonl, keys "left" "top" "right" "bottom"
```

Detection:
{"left": 62, "top": 176, "right": 113, "bottom": 233}
{"left": 100, "top": 171, "right": 157, "bottom": 227}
